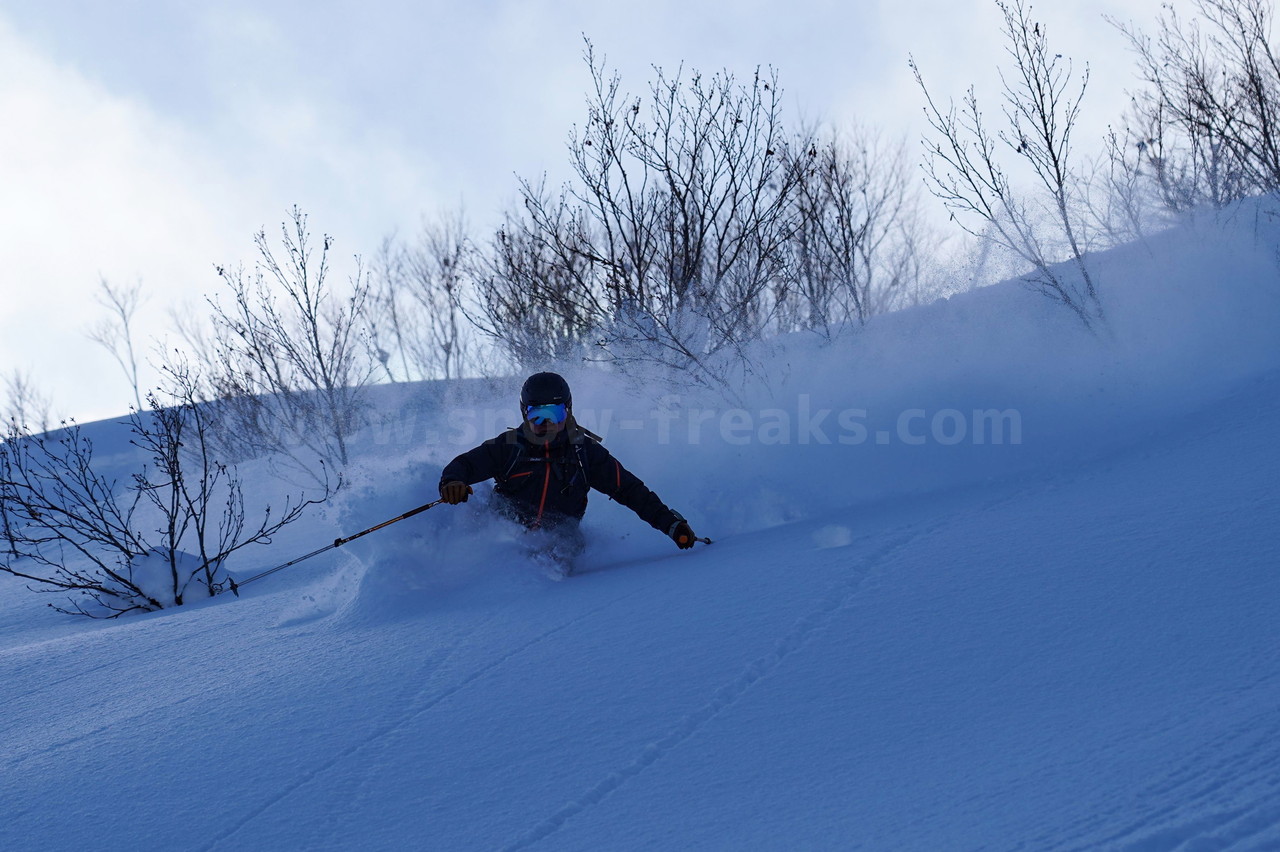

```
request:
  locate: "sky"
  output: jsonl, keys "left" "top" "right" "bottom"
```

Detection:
{"left": 0, "top": 0, "right": 1158, "bottom": 422}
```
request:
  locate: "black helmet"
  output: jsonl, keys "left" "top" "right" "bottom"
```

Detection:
{"left": 520, "top": 371, "right": 572, "bottom": 408}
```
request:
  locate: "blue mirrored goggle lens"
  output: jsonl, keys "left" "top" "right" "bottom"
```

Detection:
{"left": 525, "top": 403, "right": 567, "bottom": 425}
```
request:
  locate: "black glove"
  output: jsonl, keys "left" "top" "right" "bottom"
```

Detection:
{"left": 440, "top": 480, "right": 474, "bottom": 504}
{"left": 669, "top": 520, "right": 696, "bottom": 549}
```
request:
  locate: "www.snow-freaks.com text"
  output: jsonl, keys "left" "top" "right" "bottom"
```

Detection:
{"left": 369, "top": 395, "right": 1023, "bottom": 448}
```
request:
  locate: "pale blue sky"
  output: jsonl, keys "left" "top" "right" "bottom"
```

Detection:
{"left": 0, "top": 0, "right": 1155, "bottom": 421}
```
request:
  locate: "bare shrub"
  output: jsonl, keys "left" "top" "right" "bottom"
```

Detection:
{"left": 2, "top": 370, "right": 53, "bottom": 435}
{"left": 366, "top": 210, "right": 487, "bottom": 382}
{"left": 198, "top": 207, "right": 374, "bottom": 485}
{"left": 1078, "top": 126, "right": 1170, "bottom": 249}
{"left": 781, "top": 127, "right": 928, "bottom": 335}
{"left": 471, "top": 195, "right": 601, "bottom": 369}
{"left": 86, "top": 277, "right": 146, "bottom": 412}
{"left": 914, "top": 0, "right": 1105, "bottom": 329}
{"left": 479, "top": 40, "right": 806, "bottom": 394}
{"left": 1112, "top": 0, "right": 1280, "bottom": 211}
{"left": 0, "top": 363, "right": 325, "bottom": 617}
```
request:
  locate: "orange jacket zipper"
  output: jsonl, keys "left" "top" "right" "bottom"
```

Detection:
{"left": 534, "top": 444, "right": 551, "bottom": 527}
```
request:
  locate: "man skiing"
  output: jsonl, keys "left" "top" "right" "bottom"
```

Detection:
{"left": 438, "top": 372, "right": 697, "bottom": 570}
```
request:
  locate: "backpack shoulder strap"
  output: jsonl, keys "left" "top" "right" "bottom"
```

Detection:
{"left": 499, "top": 429, "right": 527, "bottom": 480}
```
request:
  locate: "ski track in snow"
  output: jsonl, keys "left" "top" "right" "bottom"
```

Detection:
{"left": 0, "top": 549, "right": 364, "bottom": 715}
{"left": 499, "top": 487, "right": 1028, "bottom": 852}
{"left": 1043, "top": 686, "right": 1280, "bottom": 851}
{"left": 199, "top": 578, "right": 653, "bottom": 852}
{"left": 0, "top": 645, "right": 154, "bottom": 713}
{"left": 0, "top": 613, "right": 230, "bottom": 714}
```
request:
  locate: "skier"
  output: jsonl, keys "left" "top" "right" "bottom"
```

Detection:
{"left": 438, "top": 372, "right": 697, "bottom": 570}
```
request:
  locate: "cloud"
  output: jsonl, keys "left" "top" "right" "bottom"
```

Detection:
{"left": 0, "top": 11, "right": 441, "bottom": 421}
{"left": 0, "top": 17, "right": 255, "bottom": 419}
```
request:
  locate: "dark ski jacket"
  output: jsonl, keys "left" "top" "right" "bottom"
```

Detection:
{"left": 439, "top": 421, "right": 683, "bottom": 534}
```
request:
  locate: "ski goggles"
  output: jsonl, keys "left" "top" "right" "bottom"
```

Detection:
{"left": 524, "top": 403, "right": 568, "bottom": 425}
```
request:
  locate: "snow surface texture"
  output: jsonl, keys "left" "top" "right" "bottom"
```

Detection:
{"left": 3, "top": 207, "right": 1280, "bottom": 850}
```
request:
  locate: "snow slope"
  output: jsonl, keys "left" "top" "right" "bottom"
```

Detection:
{"left": 2, "top": 207, "right": 1279, "bottom": 850}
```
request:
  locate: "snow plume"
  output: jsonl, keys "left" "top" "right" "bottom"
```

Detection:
{"left": 563, "top": 202, "right": 1280, "bottom": 538}
{"left": 343, "top": 202, "right": 1280, "bottom": 553}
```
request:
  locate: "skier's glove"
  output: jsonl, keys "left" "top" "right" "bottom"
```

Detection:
{"left": 669, "top": 520, "right": 696, "bottom": 549}
{"left": 440, "top": 481, "right": 474, "bottom": 505}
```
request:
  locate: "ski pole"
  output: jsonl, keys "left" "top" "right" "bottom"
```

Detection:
{"left": 226, "top": 498, "right": 446, "bottom": 596}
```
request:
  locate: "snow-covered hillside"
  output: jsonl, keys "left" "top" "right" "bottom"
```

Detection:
{"left": 2, "top": 208, "right": 1279, "bottom": 850}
